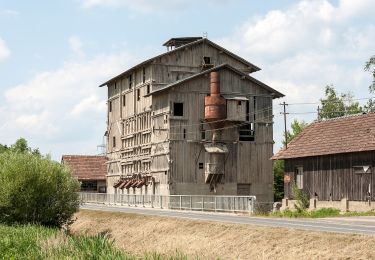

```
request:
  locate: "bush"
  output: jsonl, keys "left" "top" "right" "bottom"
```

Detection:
{"left": 292, "top": 184, "right": 309, "bottom": 212}
{"left": 0, "top": 152, "right": 80, "bottom": 227}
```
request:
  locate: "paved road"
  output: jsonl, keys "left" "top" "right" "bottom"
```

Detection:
{"left": 81, "top": 204, "right": 375, "bottom": 236}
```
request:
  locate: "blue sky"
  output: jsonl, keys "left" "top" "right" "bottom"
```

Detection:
{"left": 0, "top": 0, "right": 374, "bottom": 160}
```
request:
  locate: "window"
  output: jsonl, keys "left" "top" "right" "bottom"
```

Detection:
{"left": 137, "top": 89, "right": 141, "bottom": 101}
{"left": 238, "top": 101, "right": 242, "bottom": 106}
{"left": 199, "top": 163, "right": 204, "bottom": 169}
{"left": 183, "top": 129, "right": 186, "bottom": 139}
{"left": 113, "top": 136, "right": 116, "bottom": 148}
{"left": 109, "top": 101, "right": 112, "bottom": 112}
{"left": 81, "top": 181, "right": 97, "bottom": 192}
{"left": 173, "top": 102, "right": 183, "bottom": 116}
{"left": 142, "top": 67, "right": 146, "bottom": 83}
{"left": 114, "top": 82, "right": 117, "bottom": 90}
{"left": 128, "top": 75, "right": 132, "bottom": 89}
{"left": 122, "top": 95, "right": 126, "bottom": 106}
{"left": 295, "top": 166, "right": 303, "bottom": 189}
{"left": 201, "top": 129, "right": 206, "bottom": 140}
{"left": 239, "top": 123, "right": 254, "bottom": 141}
{"left": 203, "top": 56, "right": 211, "bottom": 64}
{"left": 146, "top": 84, "right": 150, "bottom": 95}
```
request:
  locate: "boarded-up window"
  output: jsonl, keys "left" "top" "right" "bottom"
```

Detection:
{"left": 237, "top": 184, "right": 251, "bottom": 195}
{"left": 295, "top": 166, "right": 303, "bottom": 189}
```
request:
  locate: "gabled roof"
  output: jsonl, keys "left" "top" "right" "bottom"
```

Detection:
{"left": 163, "top": 37, "right": 203, "bottom": 47}
{"left": 147, "top": 63, "right": 284, "bottom": 98}
{"left": 61, "top": 155, "right": 107, "bottom": 180}
{"left": 99, "top": 38, "right": 261, "bottom": 87}
{"left": 272, "top": 113, "right": 375, "bottom": 160}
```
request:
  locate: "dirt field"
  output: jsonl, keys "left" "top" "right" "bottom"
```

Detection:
{"left": 71, "top": 210, "right": 375, "bottom": 259}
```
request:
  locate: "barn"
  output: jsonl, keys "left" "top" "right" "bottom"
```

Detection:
{"left": 272, "top": 113, "right": 375, "bottom": 211}
{"left": 100, "top": 37, "right": 284, "bottom": 201}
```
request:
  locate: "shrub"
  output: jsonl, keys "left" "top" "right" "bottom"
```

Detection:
{"left": 292, "top": 184, "right": 309, "bottom": 212}
{"left": 0, "top": 152, "right": 80, "bottom": 227}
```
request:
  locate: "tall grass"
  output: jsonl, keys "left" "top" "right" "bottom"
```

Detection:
{"left": 0, "top": 224, "right": 189, "bottom": 259}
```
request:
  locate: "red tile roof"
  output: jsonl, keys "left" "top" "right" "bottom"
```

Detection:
{"left": 272, "top": 113, "right": 375, "bottom": 160}
{"left": 61, "top": 155, "right": 107, "bottom": 180}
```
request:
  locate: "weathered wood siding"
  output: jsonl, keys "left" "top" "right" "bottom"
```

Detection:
{"left": 284, "top": 151, "right": 375, "bottom": 201}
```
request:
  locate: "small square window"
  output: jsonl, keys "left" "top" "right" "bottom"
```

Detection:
{"left": 173, "top": 102, "right": 183, "bottom": 116}
{"left": 203, "top": 56, "right": 211, "bottom": 64}
{"left": 199, "top": 163, "right": 204, "bottom": 169}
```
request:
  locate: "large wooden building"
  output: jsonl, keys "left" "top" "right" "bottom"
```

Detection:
{"left": 273, "top": 113, "right": 375, "bottom": 202}
{"left": 100, "top": 37, "right": 283, "bottom": 201}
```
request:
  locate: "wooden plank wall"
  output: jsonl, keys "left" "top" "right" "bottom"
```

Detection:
{"left": 284, "top": 151, "right": 375, "bottom": 201}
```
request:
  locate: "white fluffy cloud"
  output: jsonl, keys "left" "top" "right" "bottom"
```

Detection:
{"left": 68, "top": 36, "right": 84, "bottom": 57}
{"left": 0, "top": 52, "right": 135, "bottom": 158}
{"left": 0, "top": 38, "right": 10, "bottom": 61}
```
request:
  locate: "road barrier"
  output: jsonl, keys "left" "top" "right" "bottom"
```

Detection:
{"left": 79, "top": 193, "right": 256, "bottom": 214}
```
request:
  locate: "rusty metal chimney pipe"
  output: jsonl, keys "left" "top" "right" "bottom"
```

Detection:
{"left": 210, "top": 71, "right": 220, "bottom": 96}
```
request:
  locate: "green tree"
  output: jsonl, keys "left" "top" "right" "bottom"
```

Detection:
{"left": 1, "top": 138, "right": 41, "bottom": 157}
{"left": 282, "top": 119, "right": 308, "bottom": 146}
{"left": 364, "top": 55, "right": 375, "bottom": 112}
{"left": 319, "top": 85, "right": 362, "bottom": 119}
{"left": 0, "top": 152, "right": 80, "bottom": 227}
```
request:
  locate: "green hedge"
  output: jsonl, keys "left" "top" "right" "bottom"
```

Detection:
{"left": 0, "top": 152, "right": 80, "bottom": 227}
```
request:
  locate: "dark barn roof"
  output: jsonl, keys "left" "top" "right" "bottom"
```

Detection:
{"left": 61, "top": 155, "right": 107, "bottom": 181}
{"left": 272, "top": 113, "right": 375, "bottom": 160}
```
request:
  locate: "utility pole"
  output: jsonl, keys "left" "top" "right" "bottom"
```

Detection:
{"left": 280, "top": 101, "right": 289, "bottom": 149}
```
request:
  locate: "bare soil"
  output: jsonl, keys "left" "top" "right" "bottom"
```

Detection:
{"left": 70, "top": 210, "right": 375, "bottom": 260}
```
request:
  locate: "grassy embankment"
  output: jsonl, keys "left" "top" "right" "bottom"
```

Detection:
{"left": 69, "top": 209, "right": 375, "bottom": 260}
{"left": 268, "top": 207, "right": 375, "bottom": 218}
{"left": 0, "top": 224, "right": 186, "bottom": 259}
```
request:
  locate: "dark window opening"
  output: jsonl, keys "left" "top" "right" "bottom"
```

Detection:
{"left": 81, "top": 181, "right": 98, "bottom": 192}
{"left": 146, "top": 85, "right": 150, "bottom": 95}
{"left": 253, "top": 97, "right": 256, "bottom": 121}
{"left": 109, "top": 101, "right": 112, "bottom": 112}
{"left": 239, "top": 123, "right": 255, "bottom": 141}
{"left": 164, "top": 171, "right": 167, "bottom": 175}
{"left": 122, "top": 95, "right": 126, "bottom": 106}
{"left": 201, "top": 130, "right": 206, "bottom": 140}
{"left": 199, "top": 163, "right": 204, "bottom": 169}
{"left": 114, "top": 82, "right": 117, "bottom": 89}
{"left": 173, "top": 102, "right": 184, "bottom": 116}
{"left": 246, "top": 100, "right": 250, "bottom": 121}
{"left": 137, "top": 89, "right": 141, "bottom": 101}
{"left": 203, "top": 56, "right": 211, "bottom": 64}
{"left": 183, "top": 129, "right": 186, "bottom": 139}
{"left": 113, "top": 136, "right": 116, "bottom": 148}
{"left": 128, "top": 75, "right": 132, "bottom": 89}
{"left": 238, "top": 101, "right": 242, "bottom": 106}
{"left": 142, "top": 67, "right": 146, "bottom": 83}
